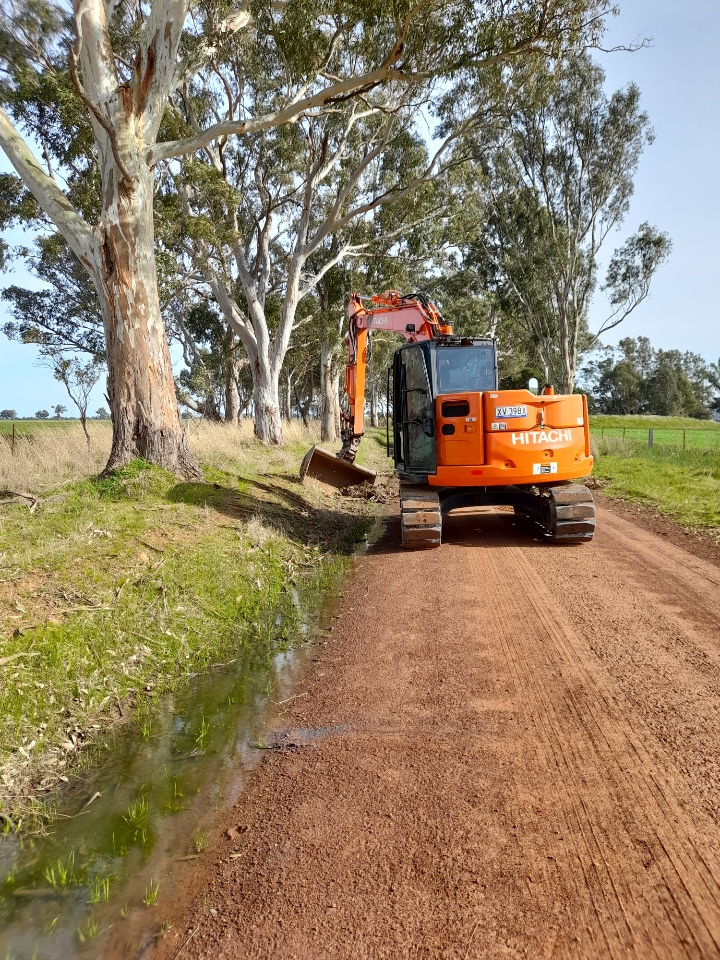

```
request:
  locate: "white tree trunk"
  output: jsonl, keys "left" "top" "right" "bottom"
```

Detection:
{"left": 95, "top": 160, "right": 199, "bottom": 476}
{"left": 225, "top": 362, "right": 240, "bottom": 423}
{"left": 284, "top": 370, "right": 293, "bottom": 422}
{"left": 320, "top": 343, "right": 337, "bottom": 442}
{"left": 333, "top": 366, "right": 342, "bottom": 439}
{"left": 253, "top": 360, "right": 282, "bottom": 443}
{"left": 370, "top": 380, "right": 379, "bottom": 428}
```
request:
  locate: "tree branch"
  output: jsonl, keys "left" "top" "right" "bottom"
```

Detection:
{"left": 68, "top": 42, "right": 135, "bottom": 183}
{"left": 149, "top": 53, "right": 406, "bottom": 164}
{"left": 0, "top": 107, "right": 95, "bottom": 267}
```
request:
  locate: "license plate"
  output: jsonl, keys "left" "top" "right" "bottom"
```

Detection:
{"left": 533, "top": 462, "right": 558, "bottom": 475}
{"left": 495, "top": 405, "right": 527, "bottom": 418}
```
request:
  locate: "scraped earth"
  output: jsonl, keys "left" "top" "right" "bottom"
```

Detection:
{"left": 156, "top": 502, "right": 720, "bottom": 959}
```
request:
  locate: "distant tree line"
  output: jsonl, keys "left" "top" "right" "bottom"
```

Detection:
{"left": 581, "top": 337, "right": 720, "bottom": 419}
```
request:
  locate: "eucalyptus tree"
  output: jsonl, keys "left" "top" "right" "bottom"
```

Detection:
{"left": 475, "top": 52, "right": 671, "bottom": 393}
{"left": 0, "top": 0, "right": 614, "bottom": 472}
{"left": 43, "top": 352, "right": 103, "bottom": 442}
{"left": 168, "top": 90, "right": 469, "bottom": 442}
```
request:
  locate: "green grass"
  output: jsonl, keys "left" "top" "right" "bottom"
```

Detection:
{"left": 590, "top": 415, "right": 720, "bottom": 452}
{"left": 591, "top": 414, "right": 720, "bottom": 430}
{"left": 0, "top": 441, "right": 376, "bottom": 826}
{"left": 0, "top": 419, "right": 86, "bottom": 436}
{"left": 593, "top": 436, "right": 720, "bottom": 533}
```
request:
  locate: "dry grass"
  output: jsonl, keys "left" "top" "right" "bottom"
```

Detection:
{"left": 0, "top": 417, "right": 391, "bottom": 495}
{"left": 0, "top": 422, "right": 111, "bottom": 493}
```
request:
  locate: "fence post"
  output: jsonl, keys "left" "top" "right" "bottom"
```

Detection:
{"left": 622, "top": 427, "right": 626, "bottom": 440}
{"left": 683, "top": 429, "right": 686, "bottom": 451}
{"left": 11, "top": 422, "right": 15, "bottom": 456}
{"left": 648, "top": 428, "right": 654, "bottom": 450}
{"left": 601, "top": 426, "right": 605, "bottom": 437}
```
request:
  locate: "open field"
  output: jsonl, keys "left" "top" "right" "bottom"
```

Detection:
{"left": 590, "top": 414, "right": 720, "bottom": 452}
{"left": 0, "top": 422, "right": 385, "bottom": 826}
{"left": 0, "top": 419, "right": 81, "bottom": 435}
{"left": 592, "top": 434, "right": 720, "bottom": 533}
{"left": 591, "top": 414, "right": 720, "bottom": 430}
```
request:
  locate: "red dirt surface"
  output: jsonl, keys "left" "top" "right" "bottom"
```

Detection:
{"left": 156, "top": 503, "right": 720, "bottom": 959}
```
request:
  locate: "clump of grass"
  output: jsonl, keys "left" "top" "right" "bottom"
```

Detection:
{"left": 143, "top": 878, "right": 159, "bottom": 906}
{"left": 88, "top": 873, "right": 113, "bottom": 904}
{"left": 44, "top": 850, "right": 76, "bottom": 889}
{"left": 76, "top": 915, "right": 98, "bottom": 942}
{"left": 193, "top": 827, "right": 210, "bottom": 853}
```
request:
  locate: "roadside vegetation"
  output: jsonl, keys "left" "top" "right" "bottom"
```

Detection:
{"left": 0, "top": 421, "right": 386, "bottom": 828}
{"left": 592, "top": 414, "right": 720, "bottom": 432}
{"left": 591, "top": 421, "right": 720, "bottom": 534}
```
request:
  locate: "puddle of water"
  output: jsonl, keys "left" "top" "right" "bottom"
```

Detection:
{"left": 0, "top": 575, "right": 339, "bottom": 960}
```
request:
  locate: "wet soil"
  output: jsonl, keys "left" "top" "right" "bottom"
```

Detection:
{"left": 152, "top": 502, "right": 720, "bottom": 959}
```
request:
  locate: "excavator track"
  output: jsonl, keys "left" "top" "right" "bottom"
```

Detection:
{"left": 540, "top": 484, "right": 596, "bottom": 543}
{"left": 399, "top": 483, "right": 442, "bottom": 549}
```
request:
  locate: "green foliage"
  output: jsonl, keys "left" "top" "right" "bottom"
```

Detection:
{"left": 43, "top": 850, "right": 76, "bottom": 888}
{"left": 583, "top": 337, "right": 719, "bottom": 419}
{"left": 0, "top": 443, "right": 376, "bottom": 825}
{"left": 2, "top": 233, "right": 105, "bottom": 358}
{"left": 463, "top": 51, "right": 669, "bottom": 392}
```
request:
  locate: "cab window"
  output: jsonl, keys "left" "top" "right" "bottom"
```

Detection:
{"left": 436, "top": 346, "right": 496, "bottom": 393}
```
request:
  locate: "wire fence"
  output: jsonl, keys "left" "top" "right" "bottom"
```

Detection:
{"left": 591, "top": 427, "right": 720, "bottom": 452}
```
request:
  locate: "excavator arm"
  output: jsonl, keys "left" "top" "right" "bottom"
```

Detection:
{"left": 300, "top": 291, "right": 451, "bottom": 487}
{"left": 338, "top": 292, "right": 452, "bottom": 462}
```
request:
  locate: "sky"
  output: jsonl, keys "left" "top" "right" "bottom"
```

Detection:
{"left": 0, "top": 0, "right": 718, "bottom": 416}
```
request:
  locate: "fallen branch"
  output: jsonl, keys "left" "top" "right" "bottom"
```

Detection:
{"left": 0, "top": 491, "right": 39, "bottom": 512}
{"left": 0, "top": 651, "right": 40, "bottom": 666}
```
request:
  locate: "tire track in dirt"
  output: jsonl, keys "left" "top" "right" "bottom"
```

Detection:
{"left": 153, "top": 503, "right": 720, "bottom": 960}
{"left": 463, "top": 516, "right": 720, "bottom": 958}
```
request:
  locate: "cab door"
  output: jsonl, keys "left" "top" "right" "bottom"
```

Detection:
{"left": 394, "top": 344, "right": 436, "bottom": 475}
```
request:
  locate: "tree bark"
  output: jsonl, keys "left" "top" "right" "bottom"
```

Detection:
{"left": 320, "top": 343, "right": 337, "bottom": 442}
{"left": 370, "top": 380, "right": 379, "bottom": 428}
{"left": 225, "top": 360, "right": 241, "bottom": 423}
{"left": 253, "top": 360, "right": 282, "bottom": 443}
{"left": 284, "top": 370, "right": 293, "bottom": 422}
{"left": 96, "top": 162, "right": 200, "bottom": 477}
{"left": 332, "top": 366, "right": 342, "bottom": 439}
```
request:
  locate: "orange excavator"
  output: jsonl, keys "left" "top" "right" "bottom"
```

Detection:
{"left": 301, "top": 291, "right": 595, "bottom": 547}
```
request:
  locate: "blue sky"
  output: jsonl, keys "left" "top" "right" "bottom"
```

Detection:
{"left": 0, "top": 0, "right": 718, "bottom": 416}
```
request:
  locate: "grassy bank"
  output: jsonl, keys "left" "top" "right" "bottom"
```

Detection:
{"left": 591, "top": 414, "right": 720, "bottom": 431}
{"left": 0, "top": 422, "right": 386, "bottom": 827}
{"left": 592, "top": 435, "right": 720, "bottom": 534}
{"left": 590, "top": 415, "right": 720, "bottom": 453}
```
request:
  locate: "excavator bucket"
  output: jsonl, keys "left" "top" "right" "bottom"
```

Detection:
{"left": 300, "top": 445, "right": 376, "bottom": 489}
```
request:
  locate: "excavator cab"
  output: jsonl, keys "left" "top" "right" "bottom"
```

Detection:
{"left": 391, "top": 339, "right": 498, "bottom": 481}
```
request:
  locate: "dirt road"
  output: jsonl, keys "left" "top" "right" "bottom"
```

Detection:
{"left": 159, "top": 503, "right": 720, "bottom": 959}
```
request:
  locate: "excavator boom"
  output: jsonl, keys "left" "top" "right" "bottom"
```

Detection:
{"left": 301, "top": 292, "right": 450, "bottom": 486}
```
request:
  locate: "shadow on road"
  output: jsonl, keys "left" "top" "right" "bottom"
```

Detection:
{"left": 370, "top": 508, "right": 586, "bottom": 555}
